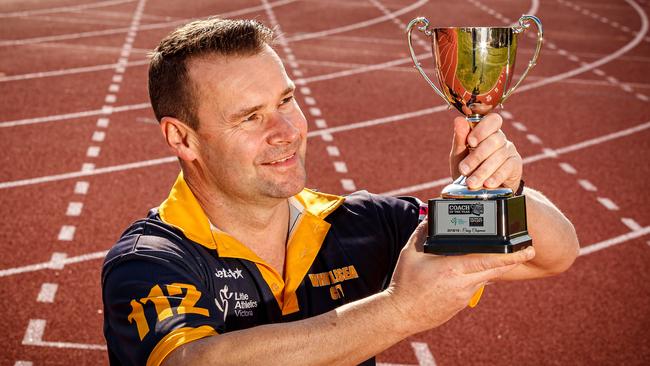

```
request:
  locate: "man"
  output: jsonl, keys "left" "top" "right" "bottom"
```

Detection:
{"left": 102, "top": 18, "right": 579, "bottom": 366}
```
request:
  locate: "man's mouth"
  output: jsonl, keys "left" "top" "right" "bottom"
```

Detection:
{"left": 265, "top": 153, "right": 295, "bottom": 165}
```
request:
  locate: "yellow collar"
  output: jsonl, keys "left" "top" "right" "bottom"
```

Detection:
{"left": 158, "top": 172, "right": 345, "bottom": 315}
{"left": 158, "top": 172, "right": 345, "bottom": 252}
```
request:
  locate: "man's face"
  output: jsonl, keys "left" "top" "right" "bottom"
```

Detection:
{"left": 186, "top": 45, "right": 308, "bottom": 202}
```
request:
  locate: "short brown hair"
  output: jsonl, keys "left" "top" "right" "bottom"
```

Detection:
{"left": 148, "top": 18, "right": 275, "bottom": 130}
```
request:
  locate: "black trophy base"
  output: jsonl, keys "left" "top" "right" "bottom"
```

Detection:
{"left": 424, "top": 195, "right": 532, "bottom": 255}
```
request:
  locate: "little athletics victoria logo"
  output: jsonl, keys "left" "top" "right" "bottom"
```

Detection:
{"left": 214, "top": 284, "right": 258, "bottom": 320}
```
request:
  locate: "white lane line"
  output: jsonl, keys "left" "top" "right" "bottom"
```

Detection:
{"left": 3, "top": 117, "right": 649, "bottom": 191}
{"left": 96, "top": 117, "right": 110, "bottom": 128}
{"left": 57, "top": 226, "right": 75, "bottom": 241}
{"left": 309, "top": 107, "right": 322, "bottom": 117}
{"left": 74, "top": 181, "right": 89, "bottom": 195}
{"left": 593, "top": 69, "right": 606, "bottom": 76}
{"left": 308, "top": 105, "right": 447, "bottom": 138}
{"left": 621, "top": 218, "right": 642, "bottom": 231}
{"left": 578, "top": 179, "right": 597, "bottom": 191}
{"left": 636, "top": 93, "right": 649, "bottom": 101}
{"left": 511, "top": 121, "right": 527, "bottom": 131}
{"left": 500, "top": 110, "right": 513, "bottom": 119}
{"left": 112, "top": 74, "right": 123, "bottom": 83}
{"left": 580, "top": 226, "right": 650, "bottom": 256}
{"left": 621, "top": 84, "right": 633, "bottom": 92}
{"left": 559, "top": 162, "right": 577, "bottom": 174}
{"left": 0, "top": 251, "right": 110, "bottom": 277}
{"left": 0, "top": 0, "right": 204, "bottom": 48}
{"left": 606, "top": 76, "right": 619, "bottom": 84}
{"left": 86, "top": 146, "right": 101, "bottom": 158}
{"left": 22, "top": 319, "right": 107, "bottom": 350}
{"left": 411, "top": 342, "right": 437, "bottom": 366}
{"left": 334, "top": 161, "right": 348, "bottom": 173}
{"left": 304, "top": 96, "right": 316, "bottom": 105}
{"left": 341, "top": 179, "right": 356, "bottom": 191}
{"left": 7, "top": 225, "right": 647, "bottom": 279}
{"left": 386, "top": 120, "right": 650, "bottom": 196}
{"left": 0, "top": 59, "right": 148, "bottom": 83}
{"left": 0, "top": 0, "right": 135, "bottom": 18}
{"left": 285, "top": 0, "right": 427, "bottom": 43}
{"left": 102, "top": 105, "right": 114, "bottom": 114}
{"left": 50, "top": 252, "right": 67, "bottom": 270}
{"left": 0, "top": 156, "right": 176, "bottom": 189}
{"left": 14, "top": 361, "right": 33, "bottom": 366}
{"left": 326, "top": 146, "right": 340, "bottom": 157}
{"left": 542, "top": 148, "right": 558, "bottom": 158}
{"left": 81, "top": 163, "right": 95, "bottom": 172}
{"left": 313, "top": 119, "right": 327, "bottom": 129}
{"left": 65, "top": 202, "right": 83, "bottom": 217}
{"left": 297, "top": 53, "right": 430, "bottom": 84}
{"left": 37, "top": 283, "right": 58, "bottom": 303}
{"left": 519, "top": 0, "right": 648, "bottom": 93}
{"left": 293, "top": 69, "right": 303, "bottom": 77}
{"left": 108, "top": 84, "right": 120, "bottom": 93}
{"left": 526, "top": 134, "right": 542, "bottom": 144}
{"left": 597, "top": 197, "right": 620, "bottom": 210}
{"left": 300, "top": 86, "right": 311, "bottom": 95}
{"left": 92, "top": 131, "right": 106, "bottom": 142}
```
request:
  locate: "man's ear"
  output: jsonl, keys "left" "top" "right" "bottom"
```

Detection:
{"left": 160, "top": 116, "right": 198, "bottom": 162}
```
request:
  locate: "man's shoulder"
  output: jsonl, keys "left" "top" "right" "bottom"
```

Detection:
{"left": 333, "top": 190, "right": 422, "bottom": 219}
{"left": 102, "top": 209, "right": 196, "bottom": 279}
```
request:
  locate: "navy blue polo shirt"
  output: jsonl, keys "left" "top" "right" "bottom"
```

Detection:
{"left": 102, "top": 173, "right": 420, "bottom": 365}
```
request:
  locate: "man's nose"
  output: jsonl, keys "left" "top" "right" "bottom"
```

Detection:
{"left": 267, "top": 112, "right": 301, "bottom": 145}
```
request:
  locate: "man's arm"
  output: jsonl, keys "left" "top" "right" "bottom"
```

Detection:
{"left": 448, "top": 113, "right": 580, "bottom": 280}
{"left": 164, "top": 222, "right": 536, "bottom": 365}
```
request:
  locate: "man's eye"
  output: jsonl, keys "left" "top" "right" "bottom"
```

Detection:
{"left": 243, "top": 114, "right": 259, "bottom": 122}
{"left": 280, "top": 96, "right": 294, "bottom": 106}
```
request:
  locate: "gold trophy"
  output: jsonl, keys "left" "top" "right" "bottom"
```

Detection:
{"left": 406, "top": 15, "right": 543, "bottom": 254}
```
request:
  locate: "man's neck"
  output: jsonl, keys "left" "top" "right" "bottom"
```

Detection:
{"left": 184, "top": 173, "right": 291, "bottom": 275}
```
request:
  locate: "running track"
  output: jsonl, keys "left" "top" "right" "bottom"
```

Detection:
{"left": 1, "top": 0, "right": 649, "bottom": 365}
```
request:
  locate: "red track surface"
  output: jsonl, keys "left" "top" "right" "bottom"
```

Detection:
{"left": 1, "top": 0, "right": 649, "bottom": 365}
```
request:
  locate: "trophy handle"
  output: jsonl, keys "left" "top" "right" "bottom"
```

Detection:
{"left": 406, "top": 17, "right": 450, "bottom": 106}
{"left": 501, "top": 15, "right": 544, "bottom": 104}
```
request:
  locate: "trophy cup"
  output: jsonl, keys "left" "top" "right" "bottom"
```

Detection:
{"left": 406, "top": 15, "right": 543, "bottom": 254}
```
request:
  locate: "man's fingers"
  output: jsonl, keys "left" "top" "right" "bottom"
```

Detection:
{"left": 459, "top": 246, "right": 535, "bottom": 274}
{"left": 404, "top": 218, "right": 428, "bottom": 252}
{"left": 459, "top": 131, "right": 507, "bottom": 180}
{"left": 466, "top": 263, "right": 521, "bottom": 284}
{"left": 451, "top": 117, "right": 471, "bottom": 159}
{"left": 467, "top": 113, "right": 503, "bottom": 148}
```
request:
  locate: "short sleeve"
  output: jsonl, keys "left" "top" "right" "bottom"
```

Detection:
{"left": 103, "top": 251, "right": 222, "bottom": 366}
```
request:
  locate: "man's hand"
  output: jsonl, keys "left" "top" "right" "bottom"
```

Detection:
{"left": 450, "top": 113, "right": 522, "bottom": 192}
{"left": 386, "top": 219, "right": 535, "bottom": 334}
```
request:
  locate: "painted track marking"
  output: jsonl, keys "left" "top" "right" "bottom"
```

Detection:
{"left": 2, "top": 119, "right": 649, "bottom": 191}
{"left": 57, "top": 225, "right": 76, "bottom": 241}
{"left": 0, "top": 0, "right": 135, "bottom": 18}
{"left": 0, "top": 0, "right": 298, "bottom": 47}
{"left": 22, "top": 319, "right": 107, "bottom": 350}
{"left": 36, "top": 283, "right": 58, "bottom": 303}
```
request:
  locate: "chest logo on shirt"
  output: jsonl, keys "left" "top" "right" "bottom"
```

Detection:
{"left": 214, "top": 284, "right": 258, "bottom": 320}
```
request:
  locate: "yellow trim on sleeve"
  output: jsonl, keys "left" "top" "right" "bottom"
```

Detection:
{"left": 146, "top": 325, "right": 217, "bottom": 366}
